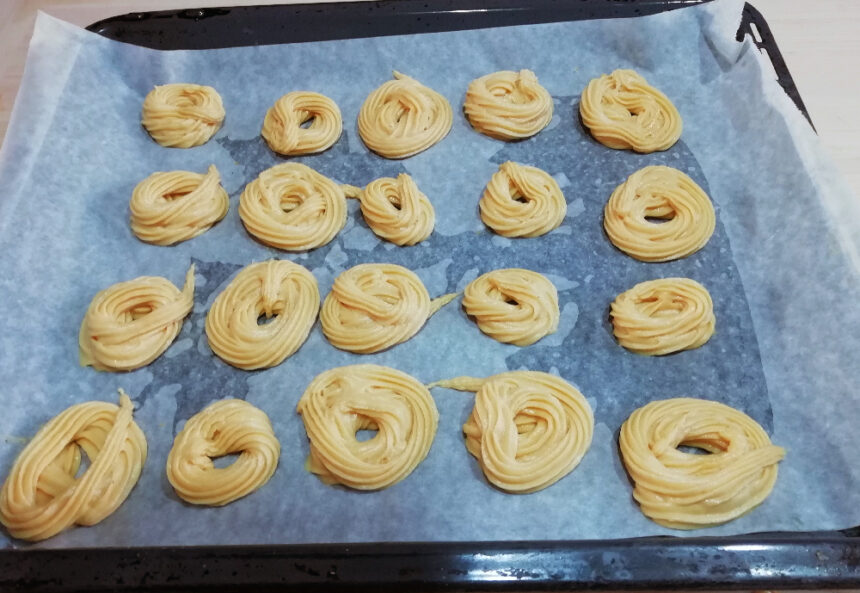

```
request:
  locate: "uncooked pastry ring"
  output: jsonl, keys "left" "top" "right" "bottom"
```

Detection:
{"left": 261, "top": 91, "right": 342, "bottom": 156}
{"left": 464, "top": 69, "right": 553, "bottom": 140}
{"left": 341, "top": 174, "right": 435, "bottom": 246}
{"left": 141, "top": 83, "right": 225, "bottom": 148}
{"left": 480, "top": 161, "right": 566, "bottom": 238}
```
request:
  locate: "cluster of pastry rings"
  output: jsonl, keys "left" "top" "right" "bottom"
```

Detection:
{"left": 261, "top": 91, "right": 342, "bottom": 156}
{"left": 464, "top": 69, "right": 553, "bottom": 140}
{"left": 480, "top": 161, "right": 567, "bottom": 238}
{"left": 141, "top": 83, "right": 225, "bottom": 148}
{"left": 342, "top": 174, "right": 435, "bottom": 246}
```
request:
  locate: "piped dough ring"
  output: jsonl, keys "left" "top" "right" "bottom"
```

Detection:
{"left": 0, "top": 390, "right": 147, "bottom": 542}
{"left": 239, "top": 163, "right": 347, "bottom": 251}
{"left": 141, "top": 83, "right": 225, "bottom": 148}
{"left": 579, "top": 69, "right": 681, "bottom": 153}
{"left": 464, "top": 69, "right": 553, "bottom": 140}
{"left": 358, "top": 71, "right": 453, "bottom": 159}
{"left": 463, "top": 268, "right": 559, "bottom": 346}
{"left": 297, "top": 364, "right": 438, "bottom": 490}
{"left": 429, "top": 371, "right": 593, "bottom": 493}
{"left": 130, "top": 164, "right": 229, "bottom": 246}
{"left": 262, "top": 91, "right": 342, "bottom": 156}
{"left": 166, "top": 399, "right": 280, "bottom": 506}
{"left": 205, "top": 260, "right": 320, "bottom": 370}
{"left": 619, "top": 397, "right": 785, "bottom": 529}
{"left": 611, "top": 278, "right": 715, "bottom": 355}
{"left": 79, "top": 265, "right": 195, "bottom": 372}
{"left": 604, "top": 165, "right": 715, "bottom": 262}
{"left": 480, "top": 161, "right": 567, "bottom": 237}
{"left": 342, "top": 174, "right": 435, "bottom": 245}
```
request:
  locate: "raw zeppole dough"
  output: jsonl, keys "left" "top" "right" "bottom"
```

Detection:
{"left": 79, "top": 264, "right": 195, "bottom": 372}
{"left": 166, "top": 399, "right": 280, "bottom": 506}
{"left": 342, "top": 174, "right": 435, "bottom": 245}
{"left": 130, "top": 164, "right": 229, "bottom": 246}
{"left": 464, "top": 69, "right": 553, "bottom": 140}
{"left": 604, "top": 165, "right": 715, "bottom": 262}
{"left": 611, "top": 278, "right": 715, "bottom": 355}
{"left": 321, "top": 263, "right": 457, "bottom": 354}
{"left": 0, "top": 390, "right": 146, "bottom": 541}
{"left": 580, "top": 69, "right": 681, "bottom": 153}
{"left": 239, "top": 163, "right": 347, "bottom": 251}
{"left": 262, "top": 91, "right": 342, "bottom": 156}
{"left": 141, "top": 83, "right": 225, "bottom": 148}
{"left": 480, "top": 161, "right": 566, "bottom": 238}
{"left": 297, "top": 364, "right": 438, "bottom": 490}
{"left": 205, "top": 260, "right": 320, "bottom": 370}
{"left": 619, "top": 397, "right": 785, "bottom": 529}
{"left": 429, "top": 371, "right": 593, "bottom": 493}
{"left": 462, "top": 268, "right": 559, "bottom": 346}
{"left": 358, "top": 71, "right": 453, "bottom": 159}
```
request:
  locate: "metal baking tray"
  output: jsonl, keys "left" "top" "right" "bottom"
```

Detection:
{"left": 1, "top": 1, "right": 855, "bottom": 591}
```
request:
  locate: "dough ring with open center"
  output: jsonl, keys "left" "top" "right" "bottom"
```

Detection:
{"left": 464, "top": 69, "right": 553, "bottom": 140}
{"left": 342, "top": 174, "right": 435, "bottom": 246}
{"left": 141, "top": 83, "right": 225, "bottom": 148}
{"left": 480, "top": 161, "right": 567, "bottom": 238}
{"left": 261, "top": 91, "right": 342, "bottom": 156}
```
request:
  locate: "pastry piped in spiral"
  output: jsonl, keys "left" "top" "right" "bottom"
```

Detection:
{"left": 619, "top": 397, "right": 785, "bottom": 529}
{"left": 0, "top": 390, "right": 147, "bottom": 541}
{"left": 580, "top": 69, "right": 681, "bottom": 153}
{"left": 429, "top": 371, "right": 593, "bottom": 493}
{"left": 130, "top": 165, "right": 229, "bottom": 246}
{"left": 141, "top": 83, "right": 225, "bottom": 148}
{"left": 205, "top": 260, "right": 320, "bottom": 370}
{"left": 611, "top": 278, "right": 715, "bottom": 355}
{"left": 297, "top": 364, "right": 438, "bottom": 490}
{"left": 464, "top": 69, "right": 553, "bottom": 140}
{"left": 463, "top": 269, "right": 559, "bottom": 346}
{"left": 79, "top": 265, "right": 195, "bottom": 372}
{"left": 239, "top": 163, "right": 347, "bottom": 251}
{"left": 358, "top": 71, "right": 453, "bottom": 159}
{"left": 321, "top": 263, "right": 458, "bottom": 354}
{"left": 342, "top": 174, "right": 435, "bottom": 245}
{"left": 480, "top": 161, "right": 566, "bottom": 238}
{"left": 262, "top": 91, "right": 342, "bottom": 156}
{"left": 604, "top": 165, "right": 715, "bottom": 262}
{"left": 166, "top": 399, "right": 280, "bottom": 506}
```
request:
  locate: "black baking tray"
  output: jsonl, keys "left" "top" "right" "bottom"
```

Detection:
{"left": 0, "top": 1, "right": 847, "bottom": 591}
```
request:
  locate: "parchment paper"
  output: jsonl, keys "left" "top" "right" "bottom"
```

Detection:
{"left": 0, "top": 0, "right": 858, "bottom": 549}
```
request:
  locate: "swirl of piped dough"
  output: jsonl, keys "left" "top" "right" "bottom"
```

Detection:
{"left": 464, "top": 69, "right": 553, "bottom": 140}
{"left": 580, "top": 69, "right": 681, "bottom": 153}
{"left": 341, "top": 174, "right": 435, "bottom": 245}
{"left": 0, "top": 390, "right": 147, "bottom": 541}
{"left": 205, "top": 260, "right": 320, "bottom": 370}
{"left": 480, "top": 161, "right": 567, "bottom": 238}
{"left": 604, "top": 165, "right": 715, "bottom": 262}
{"left": 79, "top": 265, "right": 195, "bottom": 372}
{"left": 462, "top": 269, "right": 559, "bottom": 346}
{"left": 429, "top": 371, "right": 593, "bottom": 493}
{"left": 297, "top": 364, "right": 438, "bottom": 490}
{"left": 166, "top": 399, "right": 280, "bottom": 506}
{"left": 619, "top": 398, "right": 785, "bottom": 529}
{"left": 261, "top": 91, "right": 342, "bottom": 156}
{"left": 239, "top": 163, "right": 347, "bottom": 251}
{"left": 358, "top": 71, "right": 453, "bottom": 159}
{"left": 321, "top": 263, "right": 457, "bottom": 354}
{"left": 141, "top": 83, "right": 225, "bottom": 148}
{"left": 611, "top": 278, "right": 715, "bottom": 356}
{"left": 130, "top": 165, "right": 229, "bottom": 246}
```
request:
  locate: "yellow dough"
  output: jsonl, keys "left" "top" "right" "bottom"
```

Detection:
{"left": 429, "top": 371, "right": 593, "bottom": 493}
{"left": 130, "top": 165, "right": 229, "bottom": 246}
{"left": 611, "top": 278, "right": 715, "bottom": 356}
{"left": 464, "top": 69, "right": 553, "bottom": 140}
{"left": 342, "top": 174, "right": 435, "bottom": 245}
{"left": 619, "top": 397, "right": 785, "bottom": 529}
{"left": 141, "top": 83, "right": 225, "bottom": 148}
{"left": 239, "top": 163, "right": 347, "bottom": 251}
{"left": 580, "top": 69, "right": 681, "bottom": 153}
{"left": 297, "top": 364, "right": 438, "bottom": 490}
{"left": 0, "top": 390, "right": 147, "bottom": 542}
{"left": 261, "top": 91, "right": 342, "bottom": 156}
{"left": 166, "top": 399, "right": 280, "bottom": 506}
{"left": 79, "top": 265, "right": 195, "bottom": 372}
{"left": 358, "top": 71, "right": 453, "bottom": 159}
{"left": 480, "top": 161, "right": 567, "bottom": 238}
{"left": 604, "top": 165, "right": 715, "bottom": 262}
{"left": 462, "top": 268, "right": 559, "bottom": 346}
{"left": 321, "top": 263, "right": 457, "bottom": 354}
{"left": 205, "top": 260, "right": 320, "bottom": 370}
